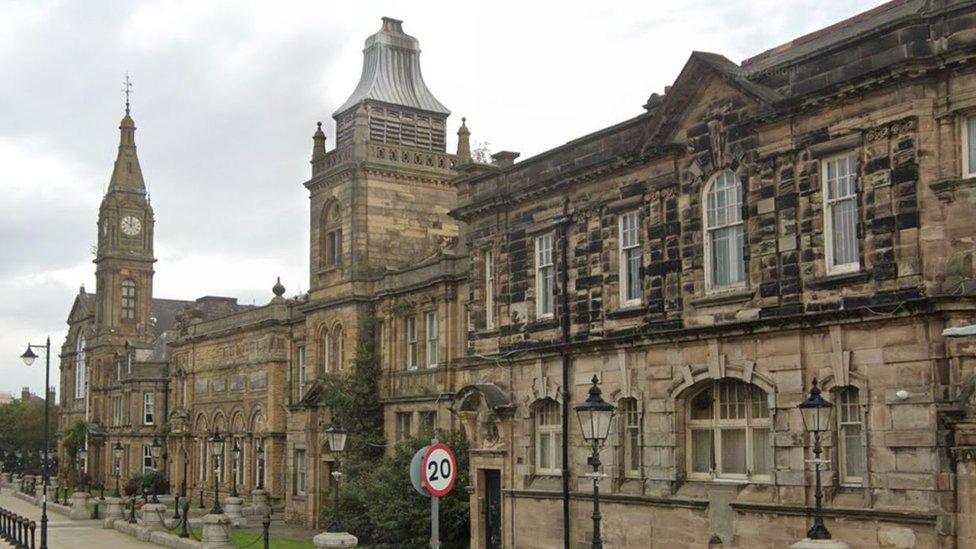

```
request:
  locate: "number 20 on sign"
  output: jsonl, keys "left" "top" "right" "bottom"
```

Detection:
{"left": 421, "top": 442, "right": 457, "bottom": 497}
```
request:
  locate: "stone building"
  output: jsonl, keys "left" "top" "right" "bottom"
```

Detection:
{"left": 56, "top": 2, "right": 976, "bottom": 547}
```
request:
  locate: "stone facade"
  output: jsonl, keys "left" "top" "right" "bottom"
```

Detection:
{"left": 56, "top": 4, "right": 976, "bottom": 548}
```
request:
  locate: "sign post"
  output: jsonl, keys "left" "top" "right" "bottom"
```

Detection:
{"left": 411, "top": 438, "right": 457, "bottom": 549}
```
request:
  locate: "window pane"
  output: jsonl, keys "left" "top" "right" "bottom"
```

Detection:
{"left": 554, "top": 433, "right": 563, "bottom": 468}
{"left": 831, "top": 198, "right": 858, "bottom": 266}
{"left": 969, "top": 116, "right": 976, "bottom": 174}
{"left": 539, "top": 433, "right": 550, "bottom": 470}
{"left": 691, "top": 430, "right": 713, "bottom": 473}
{"left": 628, "top": 429, "right": 640, "bottom": 472}
{"left": 751, "top": 428, "right": 771, "bottom": 475}
{"left": 720, "top": 429, "right": 747, "bottom": 475}
{"left": 843, "top": 424, "right": 866, "bottom": 479}
{"left": 690, "top": 387, "right": 713, "bottom": 420}
{"left": 626, "top": 248, "right": 641, "bottom": 301}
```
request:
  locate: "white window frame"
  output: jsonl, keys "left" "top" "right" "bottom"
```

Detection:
{"left": 297, "top": 345, "right": 307, "bottom": 395}
{"left": 836, "top": 387, "right": 866, "bottom": 486}
{"left": 198, "top": 438, "right": 206, "bottom": 482}
{"left": 535, "top": 400, "right": 562, "bottom": 475}
{"left": 75, "top": 335, "right": 86, "bottom": 400}
{"left": 121, "top": 279, "right": 137, "bottom": 320}
{"left": 143, "top": 392, "right": 155, "bottom": 425}
{"left": 703, "top": 171, "right": 746, "bottom": 292}
{"left": 396, "top": 412, "right": 412, "bottom": 443}
{"left": 685, "top": 380, "right": 772, "bottom": 482}
{"left": 112, "top": 396, "right": 122, "bottom": 426}
{"left": 963, "top": 114, "right": 976, "bottom": 179}
{"left": 406, "top": 316, "right": 418, "bottom": 370}
{"left": 326, "top": 326, "right": 343, "bottom": 372}
{"left": 255, "top": 439, "right": 265, "bottom": 487}
{"left": 485, "top": 250, "right": 496, "bottom": 329}
{"left": 535, "top": 233, "right": 555, "bottom": 318}
{"left": 425, "top": 312, "right": 438, "bottom": 368}
{"left": 142, "top": 445, "right": 154, "bottom": 474}
{"left": 294, "top": 449, "right": 306, "bottom": 495}
{"left": 822, "top": 154, "right": 860, "bottom": 275}
{"left": 621, "top": 398, "right": 641, "bottom": 478}
{"left": 618, "top": 211, "right": 642, "bottom": 307}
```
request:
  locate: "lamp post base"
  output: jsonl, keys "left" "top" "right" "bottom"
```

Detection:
{"left": 791, "top": 539, "right": 850, "bottom": 549}
{"left": 202, "top": 513, "right": 234, "bottom": 549}
{"left": 313, "top": 531, "right": 358, "bottom": 548}
{"left": 224, "top": 496, "right": 246, "bottom": 526}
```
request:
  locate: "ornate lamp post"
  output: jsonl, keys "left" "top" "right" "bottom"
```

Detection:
{"left": 209, "top": 429, "right": 225, "bottom": 514}
{"left": 798, "top": 378, "right": 835, "bottom": 541}
{"left": 112, "top": 442, "right": 124, "bottom": 497}
{"left": 255, "top": 440, "right": 265, "bottom": 490}
{"left": 324, "top": 420, "right": 347, "bottom": 533}
{"left": 230, "top": 440, "right": 241, "bottom": 498}
{"left": 77, "top": 447, "right": 88, "bottom": 492}
{"left": 20, "top": 340, "right": 52, "bottom": 549}
{"left": 149, "top": 436, "right": 162, "bottom": 503}
{"left": 574, "top": 375, "right": 616, "bottom": 549}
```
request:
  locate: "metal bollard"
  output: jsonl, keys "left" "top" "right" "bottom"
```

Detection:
{"left": 179, "top": 501, "right": 190, "bottom": 539}
{"left": 92, "top": 497, "right": 99, "bottom": 520}
{"left": 173, "top": 494, "right": 181, "bottom": 520}
{"left": 28, "top": 520, "right": 34, "bottom": 549}
{"left": 262, "top": 514, "right": 271, "bottom": 549}
{"left": 128, "top": 496, "right": 137, "bottom": 524}
{"left": 199, "top": 487, "right": 204, "bottom": 509}
{"left": 18, "top": 516, "right": 26, "bottom": 549}
{"left": 99, "top": 483, "right": 105, "bottom": 500}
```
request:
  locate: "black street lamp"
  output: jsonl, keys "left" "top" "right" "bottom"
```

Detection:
{"left": 230, "top": 440, "right": 241, "bottom": 498}
{"left": 798, "top": 378, "right": 835, "bottom": 541}
{"left": 574, "top": 375, "right": 616, "bottom": 549}
{"left": 20, "top": 339, "right": 52, "bottom": 549}
{"left": 112, "top": 442, "right": 124, "bottom": 498}
{"left": 255, "top": 440, "right": 265, "bottom": 490}
{"left": 150, "top": 436, "right": 162, "bottom": 503}
{"left": 209, "top": 429, "right": 225, "bottom": 514}
{"left": 324, "top": 419, "right": 347, "bottom": 533}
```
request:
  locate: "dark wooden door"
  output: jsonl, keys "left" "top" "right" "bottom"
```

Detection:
{"left": 484, "top": 470, "right": 502, "bottom": 549}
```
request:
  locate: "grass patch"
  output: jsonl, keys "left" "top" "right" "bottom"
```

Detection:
{"left": 189, "top": 528, "right": 314, "bottom": 549}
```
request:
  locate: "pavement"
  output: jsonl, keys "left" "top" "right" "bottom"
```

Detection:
{"left": 0, "top": 488, "right": 155, "bottom": 548}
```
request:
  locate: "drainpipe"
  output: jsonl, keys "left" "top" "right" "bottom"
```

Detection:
{"left": 555, "top": 213, "right": 573, "bottom": 549}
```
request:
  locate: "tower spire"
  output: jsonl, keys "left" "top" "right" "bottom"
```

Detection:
{"left": 107, "top": 74, "right": 145, "bottom": 193}
{"left": 456, "top": 117, "right": 471, "bottom": 165}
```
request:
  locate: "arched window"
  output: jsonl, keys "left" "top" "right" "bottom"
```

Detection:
{"left": 686, "top": 379, "right": 771, "bottom": 480}
{"left": 619, "top": 398, "right": 641, "bottom": 477}
{"left": 704, "top": 171, "right": 746, "bottom": 290}
{"left": 534, "top": 399, "right": 562, "bottom": 475}
{"left": 321, "top": 201, "right": 342, "bottom": 268}
{"left": 75, "top": 334, "right": 86, "bottom": 400}
{"left": 121, "top": 279, "right": 137, "bottom": 320}
{"left": 326, "top": 325, "right": 344, "bottom": 372}
{"left": 836, "top": 387, "right": 865, "bottom": 485}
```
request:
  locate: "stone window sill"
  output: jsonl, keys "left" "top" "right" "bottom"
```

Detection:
{"left": 689, "top": 289, "right": 754, "bottom": 308}
{"left": 314, "top": 265, "right": 343, "bottom": 276}
{"left": 806, "top": 270, "right": 869, "bottom": 290}
{"left": 607, "top": 306, "right": 644, "bottom": 320}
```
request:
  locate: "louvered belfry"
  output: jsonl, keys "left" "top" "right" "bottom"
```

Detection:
{"left": 334, "top": 17, "right": 450, "bottom": 152}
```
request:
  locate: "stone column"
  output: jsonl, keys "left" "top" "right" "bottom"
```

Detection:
{"left": 68, "top": 491, "right": 91, "bottom": 520}
{"left": 201, "top": 513, "right": 233, "bottom": 549}
{"left": 953, "top": 430, "right": 976, "bottom": 549}
{"left": 103, "top": 497, "right": 124, "bottom": 528}
{"left": 313, "top": 532, "right": 358, "bottom": 548}
{"left": 140, "top": 502, "right": 168, "bottom": 531}
{"left": 250, "top": 489, "right": 270, "bottom": 516}
{"left": 224, "top": 496, "right": 246, "bottom": 526}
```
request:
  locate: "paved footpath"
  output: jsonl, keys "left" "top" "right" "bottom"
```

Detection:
{"left": 0, "top": 488, "right": 155, "bottom": 548}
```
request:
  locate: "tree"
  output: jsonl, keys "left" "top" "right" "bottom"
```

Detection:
{"left": 0, "top": 399, "right": 58, "bottom": 474}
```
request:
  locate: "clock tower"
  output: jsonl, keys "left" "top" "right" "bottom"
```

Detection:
{"left": 93, "top": 104, "right": 156, "bottom": 343}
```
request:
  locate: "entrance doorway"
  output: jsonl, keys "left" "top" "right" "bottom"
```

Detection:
{"left": 483, "top": 469, "right": 501, "bottom": 549}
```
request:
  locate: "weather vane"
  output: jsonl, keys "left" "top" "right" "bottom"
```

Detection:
{"left": 122, "top": 72, "right": 133, "bottom": 114}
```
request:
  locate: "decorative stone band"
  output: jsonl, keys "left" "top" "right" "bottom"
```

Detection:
{"left": 951, "top": 446, "right": 976, "bottom": 463}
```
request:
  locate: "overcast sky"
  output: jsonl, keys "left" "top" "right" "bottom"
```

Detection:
{"left": 0, "top": 0, "right": 885, "bottom": 398}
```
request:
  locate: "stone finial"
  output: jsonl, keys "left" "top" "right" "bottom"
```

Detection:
{"left": 79, "top": 284, "right": 86, "bottom": 294}
{"left": 456, "top": 117, "right": 471, "bottom": 165}
{"left": 491, "top": 150, "right": 520, "bottom": 168}
{"left": 311, "top": 122, "right": 327, "bottom": 168}
{"left": 272, "top": 277, "right": 286, "bottom": 297}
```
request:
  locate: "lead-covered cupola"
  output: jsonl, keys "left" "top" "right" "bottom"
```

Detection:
{"left": 333, "top": 17, "right": 450, "bottom": 152}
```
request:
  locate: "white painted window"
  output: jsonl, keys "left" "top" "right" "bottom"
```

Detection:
{"left": 822, "top": 155, "right": 860, "bottom": 274}
{"left": 326, "top": 325, "right": 343, "bottom": 372}
{"left": 255, "top": 439, "right": 265, "bottom": 487}
{"left": 198, "top": 438, "right": 206, "bottom": 481}
{"left": 297, "top": 346, "right": 307, "bottom": 394}
{"left": 143, "top": 392, "right": 155, "bottom": 425}
{"left": 294, "top": 449, "right": 306, "bottom": 495}
{"left": 121, "top": 279, "right": 137, "bottom": 320}
{"left": 396, "top": 412, "right": 412, "bottom": 443}
{"left": 425, "top": 312, "right": 438, "bottom": 367}
{"left": 621, "top": 398, "right": 641, "bottom": 477}
{"left": 837, "top": 387, "right": 866, "bottom": 485}
{"left": 406, "top": 316, "right": 418, "bottom": 370}
{"left": 485, "top": 250, "right": 496, "bottom": 329}
{"left": 704, "top": 171, "right": 746, "bottom": 291}
{"left": 535, "top": 233, "right": 555, "bottom": 317}
{"left": 686, "top": 380, "right": 772, "bottom": 481}
{"left": 322, "top": 202, "right": 342, "bottom": 268}
{"left": 535, "top": 399, "right": 562, "bottom": 475}
{"left": 963, "top": 115, "right": 976, "bottom": 178}
{"left": 112, "top": 396, "right": 122, "bottom": 426}
{"left": 233, "top": 439, "right": 244, "bottom": 486}
{"left": 142, "top": 445, "right": 154, "bottom": 474}
{"left": 619, "top": 211, "right": 641, "bottom": 306}
{"left": 75, "top": 335, "right": 86, "bottom": 400}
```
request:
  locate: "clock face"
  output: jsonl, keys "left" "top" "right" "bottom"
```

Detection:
{"left": 120, "top": 215, "right": 142, "bottom": 236}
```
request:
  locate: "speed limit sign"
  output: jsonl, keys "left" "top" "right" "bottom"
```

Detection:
{"left": 421, "top": 442, "right": 457, "bottom": 497}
